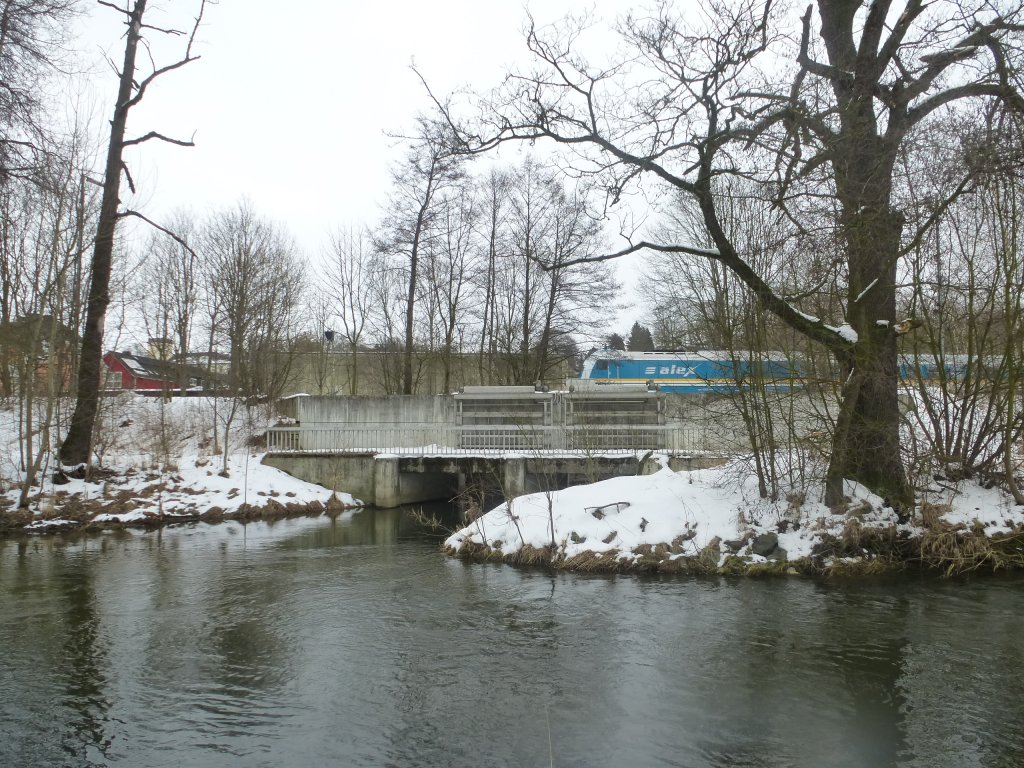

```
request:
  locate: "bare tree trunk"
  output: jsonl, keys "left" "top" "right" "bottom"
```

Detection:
{"left": 819, "top": 70, "right": 912, "bottom": 508}
{"left": 402, "top": 218, "right": 423, "bottom": 395}
{"left": 59, "top": 1, "right": 146, "bottom": 466}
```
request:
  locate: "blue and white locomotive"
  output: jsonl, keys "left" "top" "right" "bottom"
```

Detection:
{"left": 578, "top": 350, "right": 802, "bottom": 393}
{"left": 579, "top": 349, "right": 985, "bottom": 393}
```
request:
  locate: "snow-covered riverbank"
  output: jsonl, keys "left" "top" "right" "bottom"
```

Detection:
{"left": 0, "top": 395, "right": 360, "bottom": 533}
{"left": 444, "top": 456, "right": 1024, "bottom": 575}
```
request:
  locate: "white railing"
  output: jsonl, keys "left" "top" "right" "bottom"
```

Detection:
{"left": 266, "top": 424, "right": 717, "bottom": 455}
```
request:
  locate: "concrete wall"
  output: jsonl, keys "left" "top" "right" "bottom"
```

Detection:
{"left": 283, "top": 350, "right": 575, "bottom": 397}
{"left": 263, "top": 453, "right": 455, "bottom": 508}
{"left": 263, "top": 453, "right": 379, "bottom": 503}
{"left": 296, "top": 395, "right": 452, "bottom": 425}
{"left": 662, "top": 390, "right": 834, "bottom": 451}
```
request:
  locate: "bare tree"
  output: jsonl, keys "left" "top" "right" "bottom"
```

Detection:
{"left": 324, "top": 225, "right": 373, "bottom": 394}
{"left": 0, "top": 135, "right": 95, "bottom": 506}
{"left": 0, "top": 0, "right": 78, "bottom": 181}
{"left": 902, "top": 111, "right": 1024, "bottom": 501}
{"left": 423, "top": 184, "right": 480, "bottom": 392}
{"left": 138, "top": 208, "right": 200, "bottom": 390}
{"left": 202, "top": 199, "right": 305, "bottom": 403}
{"left": 60, "top": 0, "right": 208, "bottom": 466}
{"left": 375, "top": 117, "right": 464, "bottom": 394}
{"left": 473, "top": 167, "right": 510, "bottom": 383}
{"left": 486, "top": 157, "right": 617, "bottom": 384}
{"left": 428, "top": 0, "right": 1024, "bottom": 509}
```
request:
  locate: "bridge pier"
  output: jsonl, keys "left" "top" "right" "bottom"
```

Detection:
{"left": 503, "top": 458, "right": 526, "bottom": 499}
{"left": 373, "top": 458, "right": 401, "bottom": 508}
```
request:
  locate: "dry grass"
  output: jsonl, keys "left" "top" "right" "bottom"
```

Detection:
{"left": 444, "top": 515, "right": 1024, "bottom": 577}
{"left": 913, "top": 526, "right": 1024, "bottom": 575}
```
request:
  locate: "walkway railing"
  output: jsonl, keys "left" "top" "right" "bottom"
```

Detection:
{"left": 265, "top": 424, "right": 720, "bottom": 455}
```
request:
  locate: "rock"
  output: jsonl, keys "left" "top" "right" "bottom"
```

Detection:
{"left": 203, "top": 506, "right": 225, "bottom": 521}
{"left": 307, "top": 499, "right": 324, "bottom": 514}
{"left": 750, "top": 532, "right": 779, "bottom": 557}
{"left": 325, "top": 493, "right": 347, "bottom": 515}
{"left": 724, "top": 538, "right": 745, "bottom": 553}
{"left": 264, "top": 499, "right": 287, "bottom": 515}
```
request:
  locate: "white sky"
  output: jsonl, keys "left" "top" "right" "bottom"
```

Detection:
{"left": 68, "top": 0, "right": 643, "bottom": 259}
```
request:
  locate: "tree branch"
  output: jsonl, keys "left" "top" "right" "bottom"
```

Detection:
{"left": 122, "top": 130, "right": 196, "bottom": 148}
{"left": 119, "top": 209, "right": 199, "bottom": 259}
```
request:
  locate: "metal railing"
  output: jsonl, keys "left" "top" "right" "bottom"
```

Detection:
{"left": 265, "top": 423, "right": 717, "bottom": 455}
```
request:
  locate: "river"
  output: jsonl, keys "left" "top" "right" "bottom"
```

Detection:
{"left": 1, "top": 508, "right": 1022, "bottom": 768}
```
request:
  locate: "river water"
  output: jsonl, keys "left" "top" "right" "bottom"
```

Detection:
{"left": 1, "top": 509, "right": 1022, "bottom": 768}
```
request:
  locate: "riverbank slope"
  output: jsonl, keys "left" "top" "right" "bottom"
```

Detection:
{"left": 0, "top": 395, "right": 360, "bottom": 534}
{"left": 444, "top": 456, "right": 1024, "bottom": 575}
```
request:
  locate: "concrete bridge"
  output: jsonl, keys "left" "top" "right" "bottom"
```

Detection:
{"left": 263, "top": 449, "right": 723, "bottom": 509}
{"left": 264, "top": 386, "right": 731, "bottom": 507}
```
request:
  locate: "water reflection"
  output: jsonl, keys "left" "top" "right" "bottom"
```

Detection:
{"left": 3, "top": 517, "right": 1024, "bottom": 767}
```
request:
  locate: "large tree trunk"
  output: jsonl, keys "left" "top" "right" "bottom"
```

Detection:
{"left": 816, "top": 1, "right": 913, "bottom": 510}
{"left": 822, "top": 90, "right": 912, "bottom": 509}
{"left": 59, "top": 0, "right": 146, "bottom": 466}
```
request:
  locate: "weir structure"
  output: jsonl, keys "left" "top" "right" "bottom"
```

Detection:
{"left": 263, "top": 385, "right": 728, "bottom": 508}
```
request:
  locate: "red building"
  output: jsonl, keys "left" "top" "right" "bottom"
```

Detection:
{"left": 102, "top": 350, "right": 220, "bottom": 393}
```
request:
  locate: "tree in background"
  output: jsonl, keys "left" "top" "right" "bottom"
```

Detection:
{"left": 202, "top": 200, "right": 305, "bottom": 403}
{"left": 0, "top": 142, "right": 94, "bottom": 506}
{"left": 375, "top": 117, "right": 464, "bottom": 394}
{"left": 138, "top": 209, "right": 200, "bottom": 391}
{"left": 473, "top": 168, "right": 510, "bottom": 384}
{"left": 0, "top": 0, "right": 78, "bottom": 181}
{"left": 484, "top": 156, "right": 618, "bottom": 384}
{"left": 422, "top": 184, "right": 479, "bottom": 392}
{"left": 901, "top": 110, "right": 1024, "bottom": 501}
{"left": 324, "top": 226, "right": 373, "bottom": 394}
{"left": 626, "top": 322, "right": 654, "bottom": 352}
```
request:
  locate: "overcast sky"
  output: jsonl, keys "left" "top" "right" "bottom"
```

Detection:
{"left": 69, "top": 0, "right": 642, "bottom": 258}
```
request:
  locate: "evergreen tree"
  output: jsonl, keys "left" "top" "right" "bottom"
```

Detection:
{"left": 626, "top": 322, "right": 654, "bottom": 352}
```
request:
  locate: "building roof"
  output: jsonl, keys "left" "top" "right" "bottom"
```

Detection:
{"left": 0, "top": 314, "right": 77, "bottom": 352}
{"left": 105, "top": 350, "right": 223, "bottom": 386}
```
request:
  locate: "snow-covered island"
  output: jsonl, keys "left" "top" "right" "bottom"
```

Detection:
{"left": 445, "top": 455, "right": 1024, "bottom": 576}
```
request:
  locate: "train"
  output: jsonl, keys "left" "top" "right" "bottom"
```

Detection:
{"left": 577, "top": 349, "right": 985, "bottom": 394}
{"left": 578, "top": 350, "right": 803, "bottom": 394}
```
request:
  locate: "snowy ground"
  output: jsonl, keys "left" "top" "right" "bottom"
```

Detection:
{"left": 0, "top": 395, "right": 360, "bottom": 530}
{"left": 445, "top": 453, "right": 1024, "bottom": 572}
